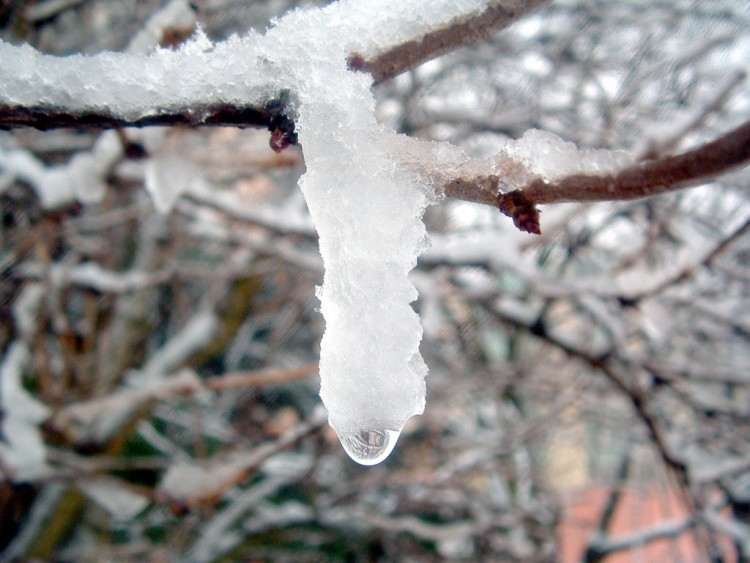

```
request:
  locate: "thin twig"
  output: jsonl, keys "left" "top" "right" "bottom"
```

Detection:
{"left": 204, "top": 363, "right": 318, "bottom": 391}
{"left": 352, "top": 0, "right": 551, "bottom": 84}
{"left": 640, "top": 71, "right": 746, "bottom": 159}
{"left": 583, "top": 444, "right": 632, "bottom": 563}
{"left": 0, "top": 102, "right": 295, "bottom": 136}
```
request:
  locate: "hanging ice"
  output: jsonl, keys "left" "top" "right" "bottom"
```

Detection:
{"left": 259, "top": 7, "right": 440, "bottom": 465}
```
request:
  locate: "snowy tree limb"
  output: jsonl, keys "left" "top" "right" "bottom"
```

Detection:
{"left": 2, "top": 0, "right": 746, "bottom": 236}
{"left": 158, "top": 409, "right": 326, "bottom": 507}
{"left": 0, "top": 1, "right": 552, "bottom": 131}
{"left": 445, "top": 120, "right": 750, "bottom": 233}
{"left": 6, "top": 108, "right": 746, "bottom": 235}
{"left": 358, "top": 512, "right": 484, "bottom": 543}
{"left": 523, "top": 120, "right": 750, "bottom": 205}
{"left": 53, "top": 364, "right": 317, "bottom": 437}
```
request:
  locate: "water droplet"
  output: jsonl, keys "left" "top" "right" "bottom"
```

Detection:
{"left": 336, "top": 427, "right": 401, "bottom": 466}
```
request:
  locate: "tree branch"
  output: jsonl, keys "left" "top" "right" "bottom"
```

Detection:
{"left": 350, "top": 0, "right": 551, "bottom": 83}
{"left": 524, "top": 120, "right": 750, "bottom": 205}
{"left": 0, "top": 99, "right": 298, "bottom": 149}
{"left": 443, "top": 120, "right": 750, "bottom": 233}
{"left": 482, "top": 301, "right": 690, "bottom": 485}
{"left": 0, "top": 104, "right": 269, "bottom": 131}
{"left": 585, "top": 518, "right": 697, "bottom": 560}
{"left": 2, "top": 0, "right": 746, "bottom": 237}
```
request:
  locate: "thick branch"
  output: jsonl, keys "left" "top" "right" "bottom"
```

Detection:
{"left": 443, "top": 120, "right": 750, "bottom": 234}
{"left": 352, "top": 0, "right": 551, "bottom": 83}
{"left": 524, "top": 120, "right": 750, "bottom": 205}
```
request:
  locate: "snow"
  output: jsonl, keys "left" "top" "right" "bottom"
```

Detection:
{"left": 253, "top": 0, "right": 505, "bottom": 465}
{"left": 79, "top": 479, "right": 149, "bottom": 521}
{"left": 0, "top": 148, "right": 76, "bottom": 208}
{"left": 0, "top": 133, "right": 122, "bottom": 207}
{"left": 0, "top": 0, "right": 196, "bottom": 210}
{"left": 145, "top": 155, "right": 199, "bottom": 213}
{"left": 0, "top": 343, "right": 50, "bottom": 481}
{"left": 59, "top": 308, "right": 216, "bottom": 443}
{"left": 11, "top": 283, "right": 45, "bottom": 340}
{"left": 58, "top": 369, "right": 203, "bottom": 431}
{"left": 126, "top": 0, "right": 197, "bottom": 55}
{"left": 0, "top": 0, "right": 644, "bottom": 465}
{"left": 266, "top": 6, "right": 449, "bottom": 465}
{"left": 0, "top": 1, "right": 489, "bottom": 120}
{"left": 500, "top": 129, "right": 632, "bottom": 181}
{"left": 159, "top": 460, "right": 245, "bottom": 503}
{"left": 131, "top": 310, "right": 219, "bottom": 384}
{"left": 63, "top": 310, "right": 220, "bottom": 441}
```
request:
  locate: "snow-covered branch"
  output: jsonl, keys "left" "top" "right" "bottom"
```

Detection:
{"left": 442, "top": 120, "right": 750, "bottom": 233}
{"left": 521, "top": 121, "right": 750, "bottom": 204}
{"left": 1, "top": 1, "right": 547, "bottom": 130}
{"left": 1, "top": 0, "right": 746, "bottom": 237}
{"left": 483, "top": 296, "right": 690, "bottom": 484}
{"left": 53, "top": 363, "right": 318, "bottom": 435}
{"left": 158, "top": 408, "right": 326, "bottom": 507}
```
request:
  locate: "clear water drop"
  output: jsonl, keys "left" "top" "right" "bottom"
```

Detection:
{"left": 336, "top": 427, "right": 402, "bottom": 466}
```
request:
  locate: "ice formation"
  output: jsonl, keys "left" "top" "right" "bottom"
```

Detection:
{"left": 262, "top": 5, "right": 452, "bottom": 465}
{"left": 0, "top": 0, "right": 636, "bottom": 465}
